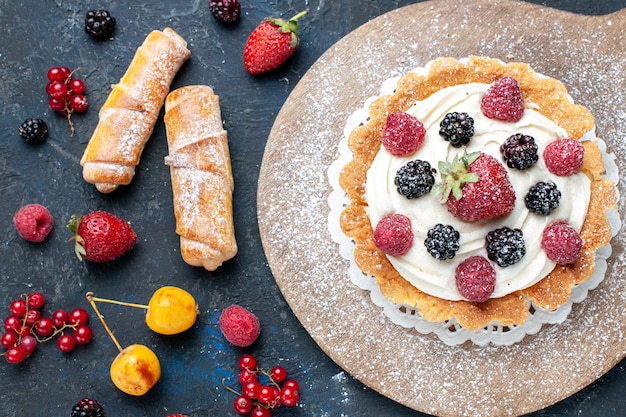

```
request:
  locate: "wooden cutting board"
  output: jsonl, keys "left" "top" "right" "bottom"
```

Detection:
{"left": 258, "top": 1, "right": 626, "bottom": 416}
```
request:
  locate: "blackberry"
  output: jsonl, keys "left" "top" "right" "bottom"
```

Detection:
{"left": 524, "top": 181, "right": 561, "bottom": 215}
{"left": 209, "top": 0, "right": 242, "bottom": 23}
{"left": 485, "top": 227, "right": 526, "bottom": 267}
{"left": 18, "top": 118, "right": 48, "bottom": 144}
{"left": 439, "top": 112, "right": 474, "bottom": 147}
{"left": 70, "top": 397, "right": 105, "bottom": 417}
{"left": 425, "top": 224, "right": 460, "bottom": 260}
{"left": 500, "top": 133, "right": 538, "bottom": 170}
{"left": 85, "top": 10, "right": 116, "bottom": 40}
{"left": 394, "top": 159, "right": 435, "bottom": 199}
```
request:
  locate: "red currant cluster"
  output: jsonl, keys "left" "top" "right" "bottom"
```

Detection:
{"left": 226, "top": 354, "right": 300, "bottom": 416}
{"left": 1, "top": 292, "right": 93, "bottom": 364}
{"left": 45, "top": 66, "right": 89, "bottom": 134}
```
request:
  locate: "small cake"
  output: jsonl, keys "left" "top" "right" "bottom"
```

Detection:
{"left": 336, "top": 56, "right": 618, "bottom": 336}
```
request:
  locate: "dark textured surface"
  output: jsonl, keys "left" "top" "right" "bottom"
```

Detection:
{"left": 0, "top": 1, "right": 624, "bottom": 416}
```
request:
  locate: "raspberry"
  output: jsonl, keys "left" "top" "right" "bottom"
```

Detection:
{"left": 209, "top": 0, "right": 241, "bottom": 23}
{"left": 394, "top": 159, "right": 435, "bottom": 199}
{"left": 85, "top": 10, "right": 116, "bottom": 40}
{"left": 18, "top": 118, "right": 49, "bottom": 144}
{"left": 480, "top": 76, "right": 525, "bottom": 122}
{"left": 455, "top": 256, "right": 496, "bottom": 302}
{"left": 373, "top": 213, "right": 413, "bottom": 256}
{"left": 485, "top": 227, "right": 526, "bottom": 267}
{"left": 424, "top": 224, "right": 460, "bottom": 260}
{"left": 541, "top": 222, "right": 583, "bottom": 265}
{"left": 70, "top": 397, "right": 106, "bottom": 417}
{"left": 439, "top": 112, "right": 474, "bottom": 147}
{"left": 500, "top": 133, "right": 538, "bottom": 170}
{"left": 219, "top": 305, "right": 261, "bottom": 347}
{"left": 525, "top": 181, "right": 561, "bottom": 215}
{"left": 382, "top": 112, "right": 426, "bottom": 156}
{"left": 13, "top": 204, "right": 54, "bottom": 242}
{"left": 543, "top": 138, "right": 584, "bottom": 176}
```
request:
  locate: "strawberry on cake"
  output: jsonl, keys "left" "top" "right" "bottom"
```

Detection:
{"left": 334, "top": 56, "right": 618, "bottom": 340}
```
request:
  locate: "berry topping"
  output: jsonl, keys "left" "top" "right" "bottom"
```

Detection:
{"left": 209, "top": 0, "right": 242, "bottom": 23}
{"left": 435, "top": 152, "right": 516, "bottom": 223}
{"left": 424, "top": 224, "right": 460, "bottom": 260}
{"left": 394, "top": 159, "right": 435, "bottom": 199}
{"left": 373, "top": 213, "right": 414, "bottom": 256}
{"left": 70, "top": 397, "right": 106, "bottom": 417}
{"left": 524, "top": 181, "right": 561, "bottom": 215}
{"left": 13, "top": 203, "right": 54, "bottom": 242}
{"left": 541, "top": 222, "right": 583, "bottom": 265}
{"left": 455, "top": 256, "right": 496, "bottom": 302}
{"left": 219, "top": 305, "right": 261, "bottom": 347}
{"left": 500, "top": 133, "right": 538, "bottom": 170}
{"left": 439, "top": 111, "right": 474, "bottom": 147}
{"left": 85, "top": 10, "right": 116, "bottom": 40}
{"left": 18, "top": 118, "right": 49, "bottom": 144}
{"left": 481, "top": 76, "right": 525, "bottom": 122}
{"left": 382, "top": 112, "right": 426, "bottom": 156}
{"left": 543, "top": 138, "right": 585, "bottom": 176}
{"left": 485, "top": 227, "right": 526, "bottom": 267}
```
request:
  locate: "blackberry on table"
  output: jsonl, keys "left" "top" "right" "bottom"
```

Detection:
{"left": 425, "top": 224, "right": 460, "bottom": 260}
{"left": 485, "top": 227, "right": 526, "bottom": 267}
{"left": 18, "top": 118, "right": 48, "bottom": 144}
{"left": 209, "top": 0, "right": 242, "bottom": 23}
{"left": 85, "top": 10, "right": 116, "bottom": 40}
{"left": 439, "top": 111, "right": 474, "bottom": 147}
{"left": 394, "top": 159, "right": 435, "bottom": 199}
{"left": 525, "top": 181, "right": 561, "bottom": 215}
{"left": 500, "top": 133, "right": 538, "bottom": 170}
{"left": 70, "top": 397, "right": 106, "bottom": 417}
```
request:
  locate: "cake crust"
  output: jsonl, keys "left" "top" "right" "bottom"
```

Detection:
{"left": 339, "top": 56, "right": 617, "bottom": 330}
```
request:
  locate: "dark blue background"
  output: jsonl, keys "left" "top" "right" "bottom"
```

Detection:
{"left": 0, "top": 1, "right": 625, "bottom": 416}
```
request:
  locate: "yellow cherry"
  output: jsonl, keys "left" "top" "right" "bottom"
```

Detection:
{"left": 110, "top": 344, "right": 161, "bottom": 396}
{"left": 145, "top": 286, "right": 198, "bottom": 335}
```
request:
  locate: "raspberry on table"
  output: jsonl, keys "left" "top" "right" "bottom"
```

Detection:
{"left": 219, "top": 305, "right": 261, "bottom": 347}
{"left": 394, "top": 159, "right": 435, "bottom": 199}
{"left": 18, "top": 118, "right": 49, "bottom": 144}
{"left": 439, "top": 111, "right": 474, "bottom": 147}
{"left": 382, "top": 112, "right": 426, "bottom": 156}
{"left": 209, "top": 0, "right": 241, "bottom": 23}
{"left": 85, "top": 9, "right": 116, "bottom": 40}
{"left": 373, "top": 213, "right": 414, "bottom": 256}
{"left": 485, "top": 227, "right": 526, "bottom": 267}
{"left": 500, "top": 133, "right": 538, "bottom": 170}
{"left": 13, "top": 204, "right": 54, "bottom": 242}
{"left": 455, "top": 256, "right": 496, "bottom": 302}
{"left": 525, "top": 181, "right": 561, "bottom": 215}
{"left": 424, "top": 224, "right": 460, "bottom": 260}
{"left": 541, "top": 222, "right": 583, "bottom": 265}
{"left": 543, "top": 138, "right": 585, "bottom": 176}
{"left": 480, "top": 76, "right": 525, "bottom": 122}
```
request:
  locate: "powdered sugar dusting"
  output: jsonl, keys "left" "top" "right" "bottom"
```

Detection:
{"left": 258, "top": 2, "right": 626, "bottom": 416}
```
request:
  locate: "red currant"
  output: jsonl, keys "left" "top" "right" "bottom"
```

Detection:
{"left": 238, "top": 353, "right": 257, "bottom": 371}
{"left": 69, "top": 94, "right": 89, "bottom": 113}
{"left": 9, "top": 299, "right": 27, "bottom": 317}
{"left": 279, "top": 385, "right": 299, "bottom": 407}
{"left": 68, "top": 78, "right": 86, "bottom": 95}
{"left": 20, "top": 335, "right": 37, "bottom": 357}
{"left": 35, "top": 317, "right": 55, "bottom": 337}
{"left": 51, "top": 309, "right": 69, "bottom": 328}
{"left": 48, "top": 97, "right": 67, "bottom": 113}
{"left": 56, "top": 333, "right": 75, "bottom": 353}
{"left": 73, "top": 325, "right": 93, "bottom": 345}
{"left": 282, "top": 379, "right": 300, "bottom": 391}
{"left": 46, "top": 81, "right": 69, "bottom": 100}
{"left": 27, "top": 292, "right": 45, "bottom": 309}
{"left": 0, "top": 332, "right": 18, "bottom": 348}
{"left": 68, "top": 308, "right": 89, "bottom": 326}
{"left": 4, "top": 315, "right": 21, "bottom": 332}
{"left": 256, "top": 385, "right": 279, "bottom": 407}
{"left": 249, "top": 406, "right": 272, "bottom": 417}
{"left": 242, "top": 380, "right": 260, "bottom": 399}
{"left": 5, "top": 345, "right": 26, "bottom": 364}
{"left": 18, "top": 324, "right": 31, "bottom": 337}
{"left": 270, "top": 365, "right": 287, "bottom": 383}
{"left": 233, "top": 395, "right": 253, "bottom": 415}
{"left": 47, "top": 66, "right": 71, "bottom": 82}
{"left": 24, "top": 308, "right": 41, "bottom": 326}
{"left": 239, "top": 368, "right": 258, "bottom": 385}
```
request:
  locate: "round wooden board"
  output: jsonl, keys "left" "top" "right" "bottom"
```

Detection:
{"left": 257, "top": 1, "right": 626, "bottom": 416}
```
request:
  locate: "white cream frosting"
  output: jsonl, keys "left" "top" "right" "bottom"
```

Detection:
{"left": 365, "top": 82, "right": 591, "bottom": 301}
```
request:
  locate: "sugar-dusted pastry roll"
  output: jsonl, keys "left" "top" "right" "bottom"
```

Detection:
{"left": 163, "top": 85, "right": 237, "bottom": 271}
{"left": 80, "top": 28, "right": 191, "bottom": 193}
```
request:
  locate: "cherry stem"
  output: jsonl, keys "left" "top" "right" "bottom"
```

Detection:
{"left": 87, "top": 294, "right": 148, "bottom": 310}
{"left": 85, "top": 292, "right": 124, "bottom": 353}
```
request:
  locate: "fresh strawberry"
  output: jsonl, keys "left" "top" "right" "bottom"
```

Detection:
{"left": 435, "top": 151, "right": 516, "bottom": 222}
{"left": 243, "top": 10, "right": 308, "bottom": 75}
{"left": 480, "top": 76, "right": 525, "bottom": 122}
{"left": 455, "top": 255, "right": 496, "bottom": 302}
{"left": 67, "top": 210, "right": 137, "bottom": 262}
